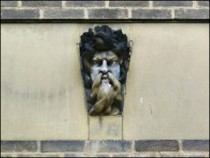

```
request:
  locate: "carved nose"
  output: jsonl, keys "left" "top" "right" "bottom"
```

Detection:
{"left": 100, "top": 60, "right": 108, "bottom": 74}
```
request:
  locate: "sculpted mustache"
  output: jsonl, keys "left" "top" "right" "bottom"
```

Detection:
{"left": 96, "top": 73, "right": 116, "bottom": 85}
{"left": 97, "top": 72, "right": 109, "bottom": 78}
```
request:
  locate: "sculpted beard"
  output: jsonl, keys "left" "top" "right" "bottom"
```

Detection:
{"left": 89, "top": 72, "right": 122, "bottom": 115}
{"left": 79, "top": 25, "right": 131, "bottom": 116}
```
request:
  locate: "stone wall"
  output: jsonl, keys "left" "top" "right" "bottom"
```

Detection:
{"left": 1, "top": 1, "right": 209, "bottom": 157}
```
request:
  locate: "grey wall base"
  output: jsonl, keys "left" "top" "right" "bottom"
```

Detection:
{"left": 1, "top": 140, "right": 209, "bottom": 157}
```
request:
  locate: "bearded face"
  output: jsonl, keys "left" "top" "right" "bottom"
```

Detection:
{"left": 79, "top": 25, "right": 131, "bottom": 116}
{"left": 88, "top": 51, "right": 123, "bottom": 115}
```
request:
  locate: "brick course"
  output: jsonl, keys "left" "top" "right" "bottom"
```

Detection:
{"left": 132, "top": 9, "right": 171, "bottom": 19}
{"left": 135, "top": 140, "right": 179, "bottom": 152}
{"left": 153, "top": 1, "right": 193, "bottom": 7}
{"left": 88, "top": 9, "right": 128, "bottom": 19}
{"left": 85, "top": 140, "right": 132, "bottom": 153}
{"left": 1, "top": 141, "right": 38, "bottom": 152}
{"left": 182, "top": 140, "right": 209, "bottom": 151}
{"left": 109, "top": 1, "right": 149, "bottom": 7}
{"left": 1, "top": 140, "right": 209, "bottom": 157}
{"left": 22, "top": 1, "right": 62, "bottom": 7}
{"left": 1, "top": 1, "right": 209, "bottom": 20}
{"left": 43, "top": 9, "right": 84, "bottom": 19}
{"left": 175, "top": 9, "right": 209, "bottom": 19}
{"left": 1, "top": 9, "right": 39, "bottom": 19}
{"left": 41, "top": 141, "right": 85, "bottom": 152}
{"left": 1, "top": 1, "right": 18, "bottom": 7}
{"left": 65, "top": 1, "right": 105, "bottom": 8}
{"left": 197, "top": 1, "right": 209, "bottom": 7}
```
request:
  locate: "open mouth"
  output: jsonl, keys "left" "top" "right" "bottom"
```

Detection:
{"left": 101, "top": 74, "right": 110, "bottom": 83}
{"left": 102, "top": 74, "right": 108, "bottom": 79}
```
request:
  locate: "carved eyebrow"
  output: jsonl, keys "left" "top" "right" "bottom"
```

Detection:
{"left": 93, "top": 54, "right": 118, "bottom": 61}
{"left": 93, "top": 57, "right": 101, "bottom": 61}
{"left": 107, "top": 56, "right": 118, "bottom": 61}
{"left": 93, "top": 57, "right": 118, "bottom": 61}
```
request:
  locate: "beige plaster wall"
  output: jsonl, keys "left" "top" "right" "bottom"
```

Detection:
{"left": 1, "top": 24, "right": 88, "bottom": 140}
{"left": 1, "top": 24, "right": 209, "bottom": 140}
{"left": 124, "top": 24, "right": 209, "bottom": 139}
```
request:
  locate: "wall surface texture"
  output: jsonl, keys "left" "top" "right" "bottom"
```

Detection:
{"left": 1, "top": 1, "right": 209, "bottom": 157}
{"left": 1, "top": 23, "right": 209, "bottom": 140}
{"left": 1, "top": 23, "right": 209, "bottom": 157}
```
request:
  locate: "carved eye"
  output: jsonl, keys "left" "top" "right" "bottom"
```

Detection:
{"left": 93, "top": 60, "right": 102, "bottom": 66}
{"left": 107, "top": 60, "right": 117, "bottom": 66}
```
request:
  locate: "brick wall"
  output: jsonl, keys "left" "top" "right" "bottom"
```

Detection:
{"left": 1, "top": 140, "right": 209, "bottom": 157}
{"left": 1, "top": 1, "right": 209, "bottom": 20}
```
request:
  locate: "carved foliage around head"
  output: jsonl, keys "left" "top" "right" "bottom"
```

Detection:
{"left": 79, "top": 25, "right": 131, "bottom": 89}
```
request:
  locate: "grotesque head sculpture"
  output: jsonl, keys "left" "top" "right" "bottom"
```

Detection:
{"left": 79, "top": 25, "right": 131, "bottom": 116}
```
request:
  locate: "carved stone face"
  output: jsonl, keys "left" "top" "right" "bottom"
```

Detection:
{"left": 88, "top": 50, "right": 122, "bottom": 115}
{"left": 79, "top": 25, "right": 131, "bottom": 116}
{"left": 90, "top": 51, "right": 120, "bottom": 84}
